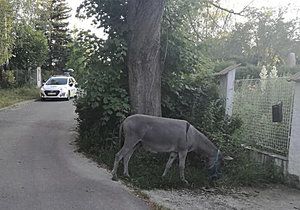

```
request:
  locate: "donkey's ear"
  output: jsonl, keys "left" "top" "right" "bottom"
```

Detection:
{"left": 224, "top": 156, "right": 234, "bottom": 161}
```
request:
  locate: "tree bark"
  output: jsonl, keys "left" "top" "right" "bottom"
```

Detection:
{"left": 127, "top": 0, "right": 165, "bottom": 116}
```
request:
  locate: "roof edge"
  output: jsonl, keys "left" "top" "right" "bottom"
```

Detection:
{"left": 214, "top": 63, "right": 241, "bottom": 76}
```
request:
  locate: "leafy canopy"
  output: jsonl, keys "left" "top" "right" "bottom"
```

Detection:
{"left": 0, "top": 0, "right": 14, "bottom": 65}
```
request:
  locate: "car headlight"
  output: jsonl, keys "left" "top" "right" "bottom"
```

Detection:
{"left": 40, "top": 87, "right": 45, "bottom": 91}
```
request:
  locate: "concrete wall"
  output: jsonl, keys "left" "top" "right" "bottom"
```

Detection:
{"left": 288, "top": 82, "right": 300, "bottom": 182}
{"left": 219, "top": 69, "right": 236, "bottom": 117}
{"left": 225, "top": 69, "right": 236, "bottom": 117}
{"left": 36, "top": 67, "right": 42, "bottom": 87}
{"left": 287, "top": 53, "right": 296, "bottom": 67}
{"left": 245, "top": 146, "right": 288, "bottom": 176}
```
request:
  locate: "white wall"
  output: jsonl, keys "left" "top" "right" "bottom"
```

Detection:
{"left": 288, "top": 82, "right": 300, "bottom": 179}
{"left": 36, "top": 67, "right": 42, "bottom": 87}
{"left": 225, "top": 69, "right": 236, "bottom": 117}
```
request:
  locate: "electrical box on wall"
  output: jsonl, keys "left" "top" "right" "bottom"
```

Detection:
{"left": 272, "top": 101, "right": 283, "bottom": 122}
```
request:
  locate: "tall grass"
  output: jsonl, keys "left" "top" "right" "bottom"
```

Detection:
{"left": 77, "top": 125, "right": 284, "bottom": 190}
{"left": 0, "top": 86, "right": 39, "bottom": 109}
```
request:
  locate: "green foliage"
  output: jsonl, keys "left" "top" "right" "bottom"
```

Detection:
{"left": 235, "top": 64, "right": 261, "bottom": 79}
{"left": 235, "top": 65, "right": 300, "bottom": 79}
{"left": 3, "top": 70, "right": 16, "bottom": 87}
{"left": 66, "top": 30, "right": 104, "bottom": 84}
{"left": 219, "top": 145, "right": 284, "bottom": 186}
{"left": 77, "top": 0, "right": 128, "bottom": 64}
{"left": 71, "top": 1, "right": 129, "bottom": 148}
{"left": 9, "top": 0, "right": 51, "bottom": 27}
{"left": 0, "top": 0, "right": 14, "bottom": 65}
{"left": 9, "top": 25, "right": 48, "bottom": 86}
{"left": 75, "top": 55, "right": 130, "bottom": 153}
{"left": 77, "top": 0, "right": 127, "bottom": 37}
{"left": 209, "top": 7, "right": 300, "bottom": 68}
{"left": 12, "top": 25, "right": 48, "bottom": 68}
{"left": 278, "top": 66, "right": 300, "bottom": 77}
{"left": 45, "top": 0, "right": 71, "bottom": 71}
{"left": 75, "top": 0, "right": 286, "bottom": 190}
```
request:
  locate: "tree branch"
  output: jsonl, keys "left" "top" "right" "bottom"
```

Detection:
{"left": 208, "top": 0, "right": 254, "bottom": 16}
{"left": 187, "top": 11, "right": 204, "bottom": 42}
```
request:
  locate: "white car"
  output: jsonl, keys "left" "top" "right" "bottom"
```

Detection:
{"left": 40, "top": 75, "right": 77, "bottom": 100}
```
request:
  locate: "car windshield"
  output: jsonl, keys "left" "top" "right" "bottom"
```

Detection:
{"left": 46, "top": 78, "right": 68, "bottom": 85}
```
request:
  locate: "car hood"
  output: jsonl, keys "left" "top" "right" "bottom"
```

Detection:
{"left": 43, "top": 85, "right": 67, "bottom": 90}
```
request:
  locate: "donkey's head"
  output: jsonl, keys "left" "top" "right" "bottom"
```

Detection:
{"left": 208, "top": 150, "right": 233, "bottom": 181}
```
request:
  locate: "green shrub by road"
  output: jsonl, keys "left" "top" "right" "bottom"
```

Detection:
{"left": 0, "top": 87, "right": 39, "bottom": 109}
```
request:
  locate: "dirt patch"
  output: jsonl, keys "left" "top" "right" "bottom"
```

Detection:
{"left": 144, "top": 185, "right": 300, "bottom": 210}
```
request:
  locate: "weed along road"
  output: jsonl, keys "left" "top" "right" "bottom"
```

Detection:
{"left": 0, "top": 100, "right": 149, "bottom": 210}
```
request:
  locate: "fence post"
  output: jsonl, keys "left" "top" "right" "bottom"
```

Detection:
{"left": 215, "top": 64, "right": 241, "bottom": 117}
{"left": 288, "top": 73, "right": 300, "bottom": 184}
{"left": 36, "top": 67, "right": 42, "bottom": 88}
{"left": 287, "top": 53, "right": 296, "bottom": 68}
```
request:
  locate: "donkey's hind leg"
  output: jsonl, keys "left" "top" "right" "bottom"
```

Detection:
{"left": 112, "top": 146, "right": 129, "bottom": 181}
{"left": 122, "top": 144, "right": 139, "bottom": 177}
{"left": 162, "top": 152, "right": 177, "bottom": 177}
{"left": 178, "top": 150, "right": 188, "bottom": 184}
{"left": 112, "top": 138, "right": 139, "bottom": 181}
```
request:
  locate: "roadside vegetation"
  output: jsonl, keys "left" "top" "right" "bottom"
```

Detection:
{"left": 76, "top": 98, "right": 283, "bottom": 190}
{"left": 73, "top": 0, "right": 294, "bottom": 189}
{"left": 2, "top": 0, "right": 297, "bottom": 189}
{"left": 0, "top": 0, "right": 72, "bottom": 107}
{"left": 0, "top": 86, "right": 39, "bottom": 109}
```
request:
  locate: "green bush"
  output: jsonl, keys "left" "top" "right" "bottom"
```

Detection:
{"left": 278, "top": 66, "right": 300, "bottom": 77}
{"left": 75, "top": 58, "right": 130, "bottom": 154}
{"left": 76, "top": 64, "right": 283, "bottom": 189}
{"left": 235, "top": 64, "right": 260, "bottom": 79}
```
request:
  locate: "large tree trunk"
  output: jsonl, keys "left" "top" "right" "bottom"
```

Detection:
{"left": 127, "top": 0, "right": 165, "bottom": 116}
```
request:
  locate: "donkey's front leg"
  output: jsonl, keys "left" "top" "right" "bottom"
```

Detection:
{"left": 178, "top": 150, "right": 188, "bottom": 184}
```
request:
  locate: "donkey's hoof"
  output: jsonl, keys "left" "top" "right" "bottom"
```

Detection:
{"left": 123, "top": 174, "right": 130, "bottom": 178}
{"left": 182, "top": 179, "right": 189, "bottom": 185}
{"left": 112, "top": 176, "right": 119, "bottom": 181}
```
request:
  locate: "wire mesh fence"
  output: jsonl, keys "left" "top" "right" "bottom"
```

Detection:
{"left": 233, "top": 78, "right": 295, "bottom": 156}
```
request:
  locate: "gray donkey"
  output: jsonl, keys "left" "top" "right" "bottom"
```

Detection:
{"left": 111, "top": 114, "right": 232, "bottom": 183}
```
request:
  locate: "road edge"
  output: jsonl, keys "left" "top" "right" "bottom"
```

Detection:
{"left": 0, "top": 99, "right": 37, "bottom": 112}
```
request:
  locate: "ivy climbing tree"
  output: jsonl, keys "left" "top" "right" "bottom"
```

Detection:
{"left": 126, "top": 0, "right": 165, "bottom": 116}
{"left": 78, "top": 0, "right": 165, "bottom": 116}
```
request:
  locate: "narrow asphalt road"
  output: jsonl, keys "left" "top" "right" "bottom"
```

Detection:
{"left": 0, "top": 100, "right": 149, "bottom": 210}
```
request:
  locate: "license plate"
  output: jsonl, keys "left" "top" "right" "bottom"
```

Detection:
{"left": 48, "top": 92, "right": 56, "bottom": 95}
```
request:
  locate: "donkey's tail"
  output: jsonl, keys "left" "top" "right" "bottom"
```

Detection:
{"left": 118, "top": 122, "right": 124, "bottom": 148}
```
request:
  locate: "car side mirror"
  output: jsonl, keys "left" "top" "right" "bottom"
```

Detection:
{"left": 69, "top": 83, "right": 73, "bottom": 87}
{"left": 42, "top": 83, "right": 45, "bottom": 86}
